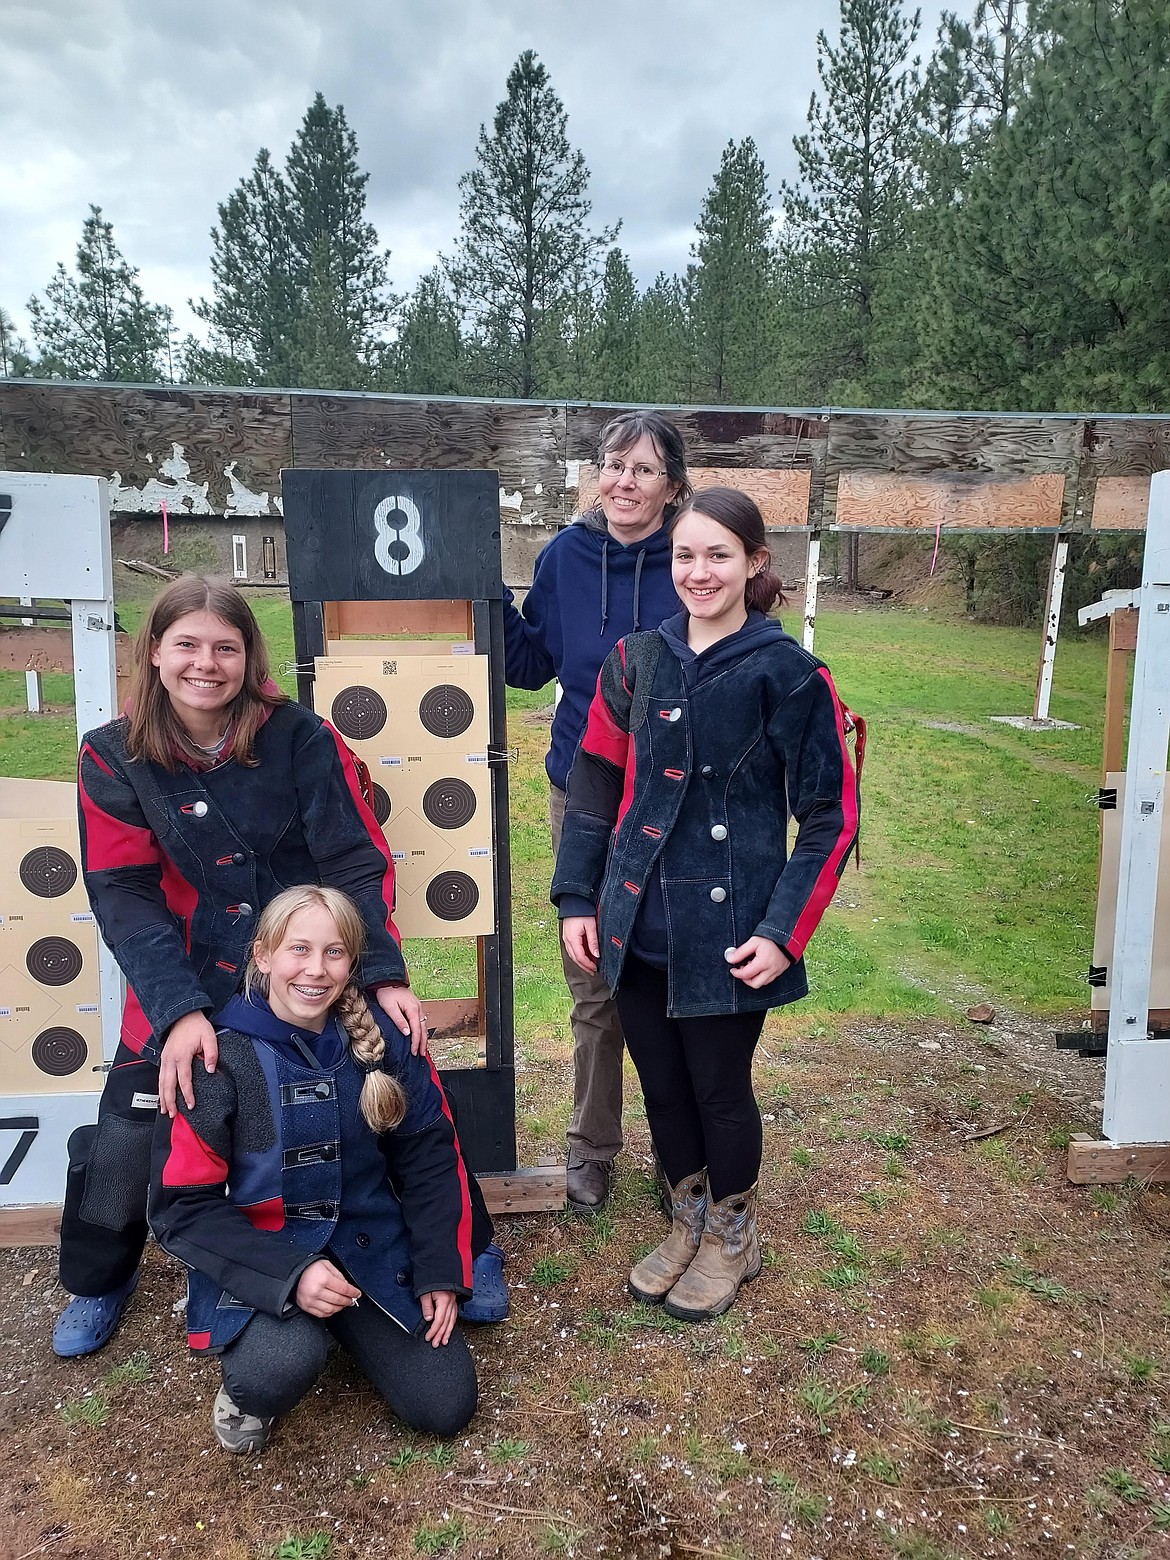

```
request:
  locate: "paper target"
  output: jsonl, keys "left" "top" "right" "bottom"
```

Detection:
{"left": 19, "top": 847, "right": 77, "bottom": 900}
{"left": 425, "top": 871, "right": 481, "bottom": 922}
{"left": 330, "top": 686, "right": 388, "bottom": 742}
{"left": 31, "top": 1027, "right": 88, "bottom": 1078}
{"left": 418, "top": 685, "right": 475, "bottom": 741}
{"left": 25, "top": 936, "right": 84, "bottom": 987}
{"left": 370, "top": 783, "right": 393, "bottom": 826}
{"left": 423, "top": 778, "right": 478, "bottom": 830}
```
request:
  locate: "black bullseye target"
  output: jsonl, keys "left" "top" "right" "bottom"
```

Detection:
{"left": 423, "top": 778, "right": 477, "bottom": 830}
{"left": 425, "top": 871, "right": 480, "bottom": 922}
{"left": 26, "top": 936, "right": 84, "bottom": 986}
{"left": 418, "top": 685, "right": 474, "bottom": 740}
{"left": 370, "top": 783, "right": 393, "bottom": 826}
{"left": 331, "top": 686, "right": 387, "bottom": 741}
{"left": 19, "top": 847, "right": 78, "bottom": 899}
{"left": 32, "top": 1027, "right": 88, "bottom": 1077}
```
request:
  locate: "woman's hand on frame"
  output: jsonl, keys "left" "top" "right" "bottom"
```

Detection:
{"left": 725, "top": 936, "right": 791, "bottom": 989}
{"left": 159, "top": 1011, "right": 219, "bottom": 1116}
{"left": 561, "top": 915, "right": 599, "bottom": 974}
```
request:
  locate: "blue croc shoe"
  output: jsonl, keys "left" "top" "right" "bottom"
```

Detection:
{"left": 52, "top": 1269, "right": 140, "bottom": 1359}
{"left": 459, "top": 1243, "right": 509, "bottom": 1323}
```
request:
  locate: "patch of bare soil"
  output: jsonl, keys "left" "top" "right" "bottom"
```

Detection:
{"left": 4, "top": 1011, "right": 1167, "bottom": 1560}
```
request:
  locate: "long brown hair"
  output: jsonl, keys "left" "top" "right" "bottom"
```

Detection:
{"left": 244, "top": 885, "right": 408, "bottom": 1134}
{"left": 125, "top": 575, "right": 285, "bottom": 769}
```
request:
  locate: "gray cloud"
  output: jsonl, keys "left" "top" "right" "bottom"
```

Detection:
{"left": 1, "top": 0, "right": 945, "bottom": 346}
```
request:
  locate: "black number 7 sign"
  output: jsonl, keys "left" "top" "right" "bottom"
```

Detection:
{"left": 0, "top": 1118, "right": 39, "bottom": 1186}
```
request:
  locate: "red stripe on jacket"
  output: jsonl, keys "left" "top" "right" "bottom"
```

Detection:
{"left": 78, "top": 745, "right": 156, "bottom": 870}
{"left": 323, "top": 722, "right": 403, "bottom": 950}
{"left": 786, "top": 668, "right": 859, "bottom": 959}
{"left": 424, "top": 1055, "right": 474, "bottom": 1290}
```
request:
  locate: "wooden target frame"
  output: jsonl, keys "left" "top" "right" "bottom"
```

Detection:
{"left": 282, "top": 469, "right": 548, "bottom": 1196}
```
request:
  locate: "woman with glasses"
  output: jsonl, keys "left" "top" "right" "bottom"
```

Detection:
{"left": 504, "top": 412, "right": 692, "bottom": 1211}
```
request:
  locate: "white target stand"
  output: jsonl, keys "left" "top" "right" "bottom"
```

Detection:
{"left": 1068, "top": 470, "right": 1170, "bottom": 1182}
{"left": 0, "top": 472, "right": 122, "bottom": 1238}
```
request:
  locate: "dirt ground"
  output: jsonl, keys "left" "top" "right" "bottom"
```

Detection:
{"left": 4, "top": 1002, "right": 1169, "bottom": 1560}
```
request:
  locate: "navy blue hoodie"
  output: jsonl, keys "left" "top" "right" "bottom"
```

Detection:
{"left": 503, "top": 512, "right": 680, "bottom": 791}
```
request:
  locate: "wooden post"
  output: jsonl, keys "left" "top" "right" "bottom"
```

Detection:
{"left": 19, "top": 597, "right": 41, "bottom": 713}
{"left": 1102, "top": 607, "right": 1138, "bottom": 777}
{"left": 1033, "top": 533, "right": 1069, "bottom": 720}
{"left": 802, "top": 532, "right": 821, "bottom": 653}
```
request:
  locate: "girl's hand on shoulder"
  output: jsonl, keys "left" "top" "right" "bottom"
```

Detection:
{"left": 420, "top": 1289, "right": 458, "bottom": 1347}
{"left": 296, "top": 1259, "right": 361, "bottom": 1317}
{"left": 725, "top": 936, "right": 791, "bottom": 989}
{"left": 160, "top": 1011, "right": 219, "bottom": 1117}
{"left": 562, "top": 915, "right": 599, "bottom": 975}
{"left": 376, "top": 984, "right": 428, "bottom": 1057}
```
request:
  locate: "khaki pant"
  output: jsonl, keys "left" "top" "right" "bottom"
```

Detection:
{"left": 549, "top": 784, "right": 625, "bottom": 1165}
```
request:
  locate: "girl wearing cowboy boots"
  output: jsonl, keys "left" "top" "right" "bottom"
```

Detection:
{"left": 149, "top": 886, "right": 477, "bottom": 1452}
{"left": 553, "top": 488, "right": 860, "bottom": 1321}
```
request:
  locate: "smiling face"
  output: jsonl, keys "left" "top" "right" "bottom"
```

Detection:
{"left": 150, "top": 609, "right": 246, "bottom": 740}
{"left": 671, "top": 510, "right": 769, "bottom": 642}
{"left": 597, "top": 432, "right": 680, "bottom": 544}
{"left": 253, "top": 902, "right": 354, "bottom": 1033}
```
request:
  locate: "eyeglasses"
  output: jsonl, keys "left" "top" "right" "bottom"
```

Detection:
{"left": 600, "top": 458, "right": 667, "bottom": 485}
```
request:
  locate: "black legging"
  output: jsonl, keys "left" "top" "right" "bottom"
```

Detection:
{"left": 221, "top": 1302, "right": 477, "bottom": 1437}
{"left": 615, "top": 956, "right": 765, "bottom": 1202}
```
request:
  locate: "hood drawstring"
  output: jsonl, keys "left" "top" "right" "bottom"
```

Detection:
{"left": 632, "top": 547, "right": 647, "bottom": 632}
{"left": 600, "top": 543, "right": 609, "bottom": 635}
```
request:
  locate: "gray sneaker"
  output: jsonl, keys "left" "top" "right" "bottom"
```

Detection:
{"left": 212, "top": 1386, "right": 274, "bottom": 1455}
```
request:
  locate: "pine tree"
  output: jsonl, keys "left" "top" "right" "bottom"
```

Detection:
{"left": 450, "top": 51, "right": 616, "bottom": 398}
{"left": 590, "top": 248, "right": 640, "bottom": 401}
{"left": 27, "top": 207, "right": 170, "bottom": 382}
{"left": 284, "top": 93, "right": 396, "bottom": 389}
{"left": 0, "top": 308, "right": 35, "bottom": 376}
{"left": 186, "top": 148, "right": 296, "bottom": 386}
{"left": 634, "top": 272, "right": 695, "bottom": 404}
{"left": 688, "top": 139, "right": 778, "bottom": 404}
{"left": 924, "top": 0, "right": 1170, "bottom": 411}
{"left": 779, "top": 0, "right": 923, "bottom": 401}
{"left": 394, "top": 268, "right": 464, "bottom": 394}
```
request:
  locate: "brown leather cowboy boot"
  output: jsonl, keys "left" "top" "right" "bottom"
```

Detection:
{"left": 663, "top": 1183, "right": 761, "bottom": 1321}
{"left": 628, "top": 1169, "right": 708, "bottom": 1303}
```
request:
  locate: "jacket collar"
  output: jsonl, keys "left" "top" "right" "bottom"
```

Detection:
{"left": 215, "top": 991, "right": 349, "bottom": 1068}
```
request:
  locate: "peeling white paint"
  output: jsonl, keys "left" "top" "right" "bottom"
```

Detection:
{"left": 565, "top": 460, "right": 581, "bottom": 489}
{"left": 106, "top": 442, "right": 280, "bottom": 516}
{"left": 499, "top": 488, "right": 523, "bottom": 512}
{"left": 224, "top": 461, "right": 273, "bottom": 516}
{"left": 534, "top": 482, "right": 543, "bottom": 495}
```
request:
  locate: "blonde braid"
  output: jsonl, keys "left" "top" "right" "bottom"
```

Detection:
{"left": 335, "top": 983, "right": 408, "bottom": 1133}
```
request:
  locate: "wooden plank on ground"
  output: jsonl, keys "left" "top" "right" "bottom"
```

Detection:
{"left": 0, "top": 628, "right": 133, "bottom": 677}
{"left": 1067, "top": 1133, "right": 1170, "bottom": 1184}
{"left": 574, "top": 464, "right": 812, "bottom": 526}
{"left": 478, "top": 1165, "right": 566, "bottom": 1213}
{"left": 0, "top": 1207, "right": 62, "bottom": 1247}
{"left": 835, "top": 472, "right": 1065, "bottom": 529}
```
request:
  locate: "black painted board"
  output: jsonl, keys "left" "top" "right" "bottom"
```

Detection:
{"left": 281, "top": 469, "right": 502, "bottom": 601}
{"left": 475, "top": 598, "right": 514, "bottom": 1073}
{"left": 439, "top": 1065, "right": 517, "bottom": 1174}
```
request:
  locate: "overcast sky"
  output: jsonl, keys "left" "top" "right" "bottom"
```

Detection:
{"left": 1, "top": 0, "right": 946, "bottom": 349}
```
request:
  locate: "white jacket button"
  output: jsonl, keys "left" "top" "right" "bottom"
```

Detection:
{"left": 710, "top": 886, "right": 727, "bottom": 903}
{"left": 710, "top": 824, "right": 727, "bottom": 841}
{"left": 668, "top": 707, "right": 682, "bottom": 722}
{"left": 237, "top": 902, "right": 253, "bottom": 917}
{"left": 191, "top": 801, "right": 208, "bottom": 818}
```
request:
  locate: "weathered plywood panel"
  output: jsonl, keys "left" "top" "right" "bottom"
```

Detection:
{"left": 829, "top": 413, "right": 1081, "bottom": 475}
{"left": 0, "top": 384, "right": 290, "bottom": 515}
{"left": 565, "top": 407, "right": 829, "bottom": 472}
{"left": 290, "top": 396, "right": 566, "bottom": 527}
{"left": 1091, "top": 476, "right": 1151, "bottom": 530}
{"left": 835, "top": 472, "right": 1066, "bottom": 529}
{"left": 574, "top": 464, "right": 812, "bottom": 526}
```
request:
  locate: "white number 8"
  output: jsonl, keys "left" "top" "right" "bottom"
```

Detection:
{"left": 373, "top": 494, "right": 425, "bottom": 576}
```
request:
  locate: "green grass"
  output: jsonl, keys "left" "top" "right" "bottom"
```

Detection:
{"left": 2, "top": 599, "right": 1112, "bottom": 1028}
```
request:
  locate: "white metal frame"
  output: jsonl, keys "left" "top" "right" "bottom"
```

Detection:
{"left": 1101, "top": 472, "right": 1170, "bottom": 1142}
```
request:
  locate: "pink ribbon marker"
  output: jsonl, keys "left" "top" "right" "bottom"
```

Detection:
{"left": 161, "top": 498, "right": 169, "bottom": 554}
{"left": 929, "top": 521, "right": 941, "bottom": 577}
